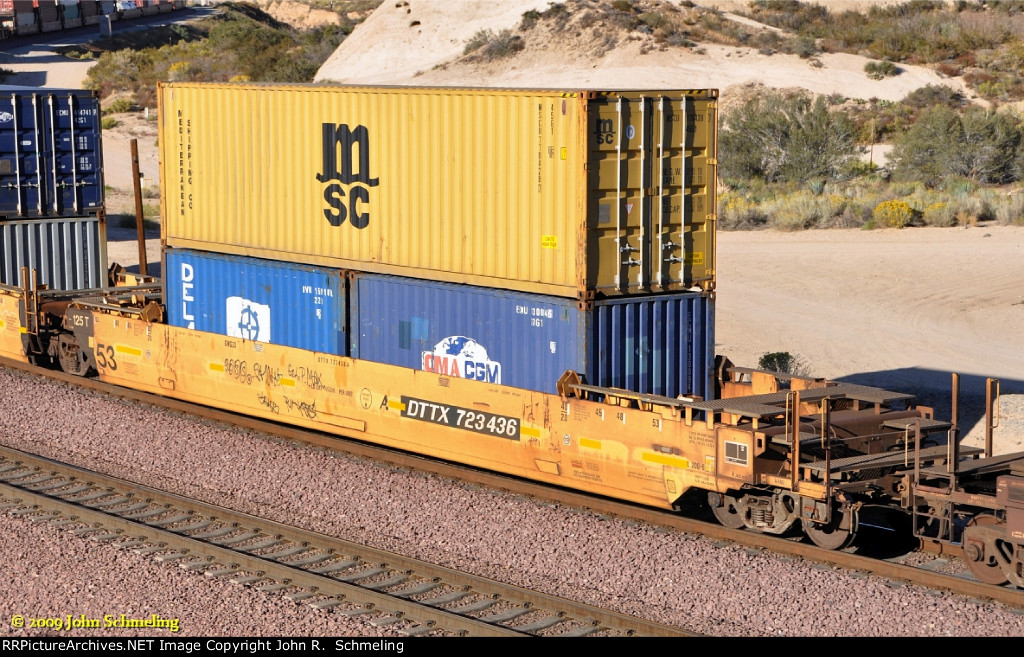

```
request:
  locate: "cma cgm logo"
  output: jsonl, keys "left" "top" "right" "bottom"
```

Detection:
{"left": 422, "top": 336, "right": 502, "bottom": 384}
{"left": 316, "top": 123, "right": 379, "bottom": 229}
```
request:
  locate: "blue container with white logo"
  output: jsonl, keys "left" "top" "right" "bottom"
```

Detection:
{"left": 0, "top": 87, "right": 104, "bottom": 219}
{"left": 350, "top": 273, "right": 714, "bottom": 398}
{"left": 164, "top": 249, "right": 347, "bottom": 354}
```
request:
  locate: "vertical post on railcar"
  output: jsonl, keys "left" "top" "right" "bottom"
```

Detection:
{"left": 789, "top": 390, "right": 801, "bottom": 494}
{"left": 986, "top": 378, "right": 1000, "bottom": 458}
{"left": 130, "top": 139, "right": 149, "bottom": 277}
{"left": 951, "top": 373, "right": 959, "bottom": 432}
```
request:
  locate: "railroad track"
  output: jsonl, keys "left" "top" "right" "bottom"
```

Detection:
{"left": 4, "top": 357, "right": 1024, "bottom": 612}
{"left": 0, "top": 443, "right": 695, "bottom": 637}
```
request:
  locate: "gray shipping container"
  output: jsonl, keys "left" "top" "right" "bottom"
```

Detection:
{"left": 0, "top": 216, "right": 107, "bottom": 290}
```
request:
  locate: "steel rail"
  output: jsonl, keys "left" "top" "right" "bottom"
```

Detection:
{"left": 0, "top": 442, "right": 696, "bottom": 638}
{"left": 3, "top": 357, "right": 1023, "bottom": 610}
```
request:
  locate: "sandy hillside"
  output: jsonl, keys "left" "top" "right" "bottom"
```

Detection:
{"left": 315, "top": 0, "right": 976, "bottom": 105}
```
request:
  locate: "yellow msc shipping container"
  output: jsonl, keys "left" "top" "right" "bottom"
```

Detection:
{"left": 160, "top": 83, "right": 717, "bottom": 299}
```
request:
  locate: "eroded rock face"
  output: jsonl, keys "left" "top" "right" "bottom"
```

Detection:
{"left": 256, "top": 0, "right": 343, "bottom": 29}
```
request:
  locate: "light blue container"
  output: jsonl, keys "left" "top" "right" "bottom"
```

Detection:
{"left": 164, "top": 249, "right": 347, "bottom": 355}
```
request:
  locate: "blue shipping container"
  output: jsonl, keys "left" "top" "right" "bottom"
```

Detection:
{"left": 0, "top": 87, "right": 104, "bottom": 218}
{"left": 350, "top": 273, "right": 714, "bottom": 398}
{"left": 164, "top": 249, "right": 347, "bottom": 355}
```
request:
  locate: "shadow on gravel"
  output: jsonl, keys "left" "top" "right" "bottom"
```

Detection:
{"left": 838, "top": 368, "right": 1024, "bottom": 444}
{"left": 850, "top": 507, "right": 920, "bottom": 560}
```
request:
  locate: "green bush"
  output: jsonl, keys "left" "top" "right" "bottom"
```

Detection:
{"left": 720, "top": 91, "right": 858, "bottom": 184}
{"left": 995, "top": 192, "right": 1024, "bottom": 224}
{"left": 84, "top": 4, "right": 350, "bottom": 103}
{"left": 463, "top": 29, "right": 492, "bottom": 54}
{"left": 864, "top": 60, "right": 899, "bottom": 79}
{"left": 101, "top": 117, "right": 118, "bottom": 130}
{"left": 520, "top": 9, "right": 541, "bottom": 29}
{"left": 718, "top": 191, "right": 768, "bottom": 229}
{"left": 892, "top": 106, "right": 1023, "bottom": 185}
{"left": 103, "top": 98, "right": 135, "bottom": 114}
{"left": 464, "top": 29, "right": 524, "bottom": 59}
{"left": 921, "top": 201, "right": 956, "bottom": 227}
{"left": 758, "top": 352, "right": 809, "bottom": 377}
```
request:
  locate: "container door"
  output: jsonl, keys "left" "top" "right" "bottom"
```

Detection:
{"left": 587, "top": 92, "right": 716, "bottom": 295}
{"left": 0, "top": 93, "right": 45, "bottom": 218}
{"left": 47, "top": 93, "right": 103, "bottom": 215}
{"left": 587, "top": 95, "right": 652, "bottom": 296}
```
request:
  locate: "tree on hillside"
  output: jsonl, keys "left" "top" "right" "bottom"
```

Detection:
{"left": 891, "top": 106, "right": 1023, "bottom": 185}
{"left": 719, "top": 92, "right": 858, "bottom": 184}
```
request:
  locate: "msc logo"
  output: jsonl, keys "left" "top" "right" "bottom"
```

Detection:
{"left": 316, "top": 123, "right": 379, "bottom": 229}
{"left": 594, "top": 118, "right": 616, "bottom": 145}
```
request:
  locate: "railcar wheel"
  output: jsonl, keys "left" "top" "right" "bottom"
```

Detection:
{"left": 56, "top": 333, "right": 91, "bottom": 377}
{"left": 804, "top": 506, "right": 859, "bottom": 550}
{"left": 962, "top": 515, "right": 1009, "bottom": 586}
{"left": 708, "top": 492, "right": 745, "bottom": 529}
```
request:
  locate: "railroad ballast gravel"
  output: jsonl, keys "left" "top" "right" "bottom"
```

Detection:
{"left": 0, "top": 367, "right": 1022, "bottom": 638}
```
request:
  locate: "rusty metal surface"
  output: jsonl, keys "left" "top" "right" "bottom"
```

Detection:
{"left": 691, "top": 383, "right": 916, "bottom": 418}
{"left": 802, "top": 445, "right": 985, "bottom": 474}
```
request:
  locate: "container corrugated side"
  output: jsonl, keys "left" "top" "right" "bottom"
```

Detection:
{"left": 0, "top": 216, "right": 106, "bottom": 290}
{"left": 0, "top": 87, "right": 104, "bottom": 218}
{"left": 81, "top": 1, "right": 99, "bottom": 20}
{"left": 350, "top": 273, "right": 713, "bottom": 398}
{"left": 164, "top": 249, "right": 347, "bottom": 355}
{"left": 160, "top": 83, "right": 716, "bottom": 299}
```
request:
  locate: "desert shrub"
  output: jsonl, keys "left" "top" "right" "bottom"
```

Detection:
{"left": 789, "top": 35, "right": 818, "bottom": 58}
{"left": 720, "top": 91, "right": 858, "bottom": 184}
{"left": 921, "top": 201, "right": 956, "bottom": 227}
{"left": 761, "top": 191, "right": 851, "bottom": 230}
{"left": 639, "top": 11, "right": 671, "bottom": 31}
{"left": 718, "top": 192, "right": 768, "bottom": 229}
{"left": 864, "top": 60, "right": 899, "bottom": 79}
{"left": 84, "top": 4, "right": 349, "bottom": 102}
{"left": 892, "top": 106, "right": 1023, "bottom": 185}
{"left": 103, "top": 97, "right": 135, "bottom": 114}
{"left": 463, "top": 29, "right": 492, "bottom": 54}
{"left": 465, "top": 29, "right": 524, "bottom": 59}
{"left": 101, "top": 117, "right": 118, "bottom": 130}
{"left": 758, "top": 351, "right": 810, "bottom": 377}
{"left": 872, "top": 199, "right": 917, "bottom": 228}
{"left": 937, "top": 192, "right": 995, "bottom": 225}
{"left": 520, "top": 9, "right": 541, "bottom": 30}
{"left": 995, "top": 191, "right": 1024, "bottom": 224}
{"left": 902, "top": 84, "right": 965, "bottom": 110}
